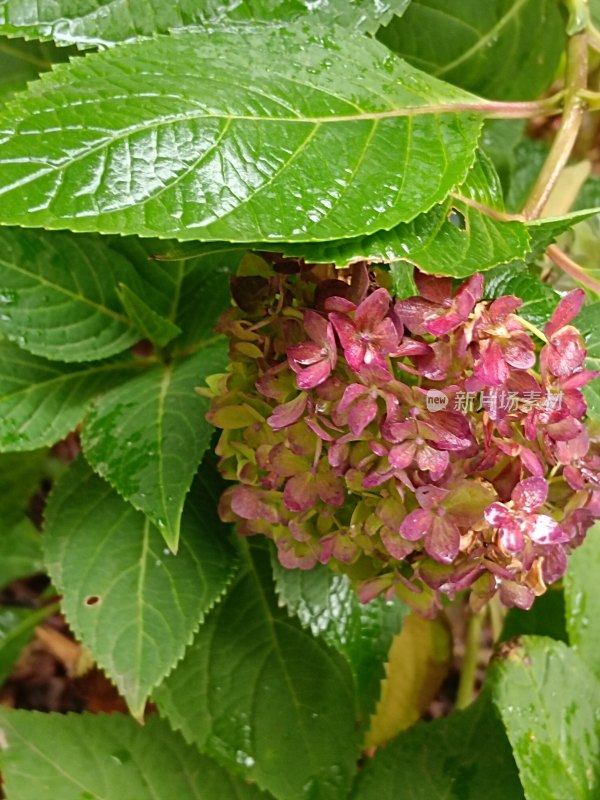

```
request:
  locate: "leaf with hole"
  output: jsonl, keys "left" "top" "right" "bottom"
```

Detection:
{"left": 265, "top": 152, "right": 530, "bottom": 275}
{"left": 0, "top": 710, "right": 270, "bottom": 800}
{"left": 155, "top": 543, "right": 359, "bottom": 800}
{"left": 0, "top": 26, "right": 482, "bottom": 242}
{"left": 43, "top": 460, "right": 238, "bottom": 718}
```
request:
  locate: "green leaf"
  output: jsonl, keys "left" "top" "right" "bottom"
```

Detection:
{"left": 0, "top": 605, "right": 54, "bottom": 684}
{"left": 390, "top": 263, "right": 417, "bottom": 298}
{"left": 490, "top": 636, "right": 600, "bottom": 800}
{"left": 525, "top": 209, "right": 600, "bottom": 260}
{"left": 504, "top": 138, "right": 550, "bottom": 213}
{"left": 271, "top": 557, "right": 406, "bottom": 722}
{"left": 0, "top": 710, "right": 269, "bottom": 800}
{"left": 0, "top": 27, "right": 482, "bottom": 242}
{"left": 0, "top": 449, "right": 47, "bottom": 526}
{"left": 0, "top": 228, "right": 153, "bottom": 362}
{"left": 0, "top": 519, "right": 44, "bottom": 588}
{"left": 116, "top": 283, "right": 181, "bottom": 347}
{"left": 43, "top": 460, "right": 238, "bottom": 719}
{"left": 565, "top": 524, "right": 600, "bottom": 680}
{"left": 169, "top": 258, "right": 236, "bottom": 354}
{"left": 0, "top": 0, "right": 411, "bottom": 46}
{"left": 574, "top": 303, "right": 600, "bottom": 419}
{"left": 0, "top": 342, "right": 138, "bottom": 451}
{"left": 483, "top": 264, "right": 559, "bottom": 328}
{"left": 155, "top": 542, "right": 359, "bottom": 800}
{"left": 352, "top": 692, "right": 524, "bottom": 800}
{"left": 264, "top": 153, "right": 531, "bottom": 275}
{"left": 377, "top": 0, "right": 565, "bottom": 101}
{"left": 81, "top": 341, "right": 227, "bottom": 550}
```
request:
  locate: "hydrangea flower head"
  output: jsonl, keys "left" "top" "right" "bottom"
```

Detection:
{"left": 204, "top": 260, "right": 600, "bottom": 615}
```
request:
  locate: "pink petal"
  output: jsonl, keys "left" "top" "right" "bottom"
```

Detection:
{"left": 556, "top": 429, "right": 590, "bottom": 464}
{"left": 415, "top": 484, "right": 448, "bottom": 509}
{"left": 489, "top": 295, "right": 522, "bottom": 321}
{"left": 338, "top": 383, "right": 368, "bottom": 413}
{"left": 324, "top": 296, "right": 356, "bottom": 313}
{"left": 546, "top": 288, "right": 585, "bottom": 337}
{"left": 425, "top": 517, "right": 460, "bottom": 564}
{"left": 563, "top": 464, "right": 585, "bottom": 490}
{"left": 425, "top": 311, "right": 465, "bottom": 336}
{"left": 547, "top": 416, "right": 583, "bottom": 441}
{"left": 295, "top": 360, "right": 332, "bottom": 389}
{"left": 303, "top": 310, "right": 329, "bottom": 344}
{"left": 519, "top": 446, "right": 544, "bottom": 477}
{"left": 423, "top": 411, "right": 473, "bottom": 451}
{"left": 268, "top": 392, "right": 308, "bottom": 430}
{"left": 416, "top": 445, "right": 449, "bottom": 479}
{"left": 305, "top": 417, "right": 335, "bottom": 442}
{"left": 512, "top": 477, "right": 548, "bottom": 512}
{"left": 380, "top": 528, "right": 415, "bottom": 559}
{"left": 484, "top": 502, "right": 513, "bottom": 527}
{"left": 389, "top": 441, "right": 417, "bottom": 470}
{"left": 499, "top": 581, "right": 535, "bottom": 610}
{"left": 504, "top": 333, "right": 536, "bottom": 370}
{"left": 395, "top": 339, "right": 431, "bottom": 357}
{"left": 329, "top": 312, "right": 358, "bottom": 350}
{"left": 394, "top": 297, "right": 444, "bottom": 335}
{"left": 456, "top": 273, "right": 484, "bottom": 311}
{"left": 316, "top": 472, "right": 345, "bottom": 507}
{"left": 288, "top": 341, "right": 324, "bottom": 368}
{"left": 562, "top": 370, "right": 600, "bottom": 390}
{"left": 283, "top": 473, "right": 318, "bottom": 512}
{"left": 348, "top": 394, "right": 378, "bottom": 436}
{"left": 355, "top": 288, "right": 391, "bottom": 329}
{"left": 399, "top": 508, "right": 432, "bottom": 541}
{"left": 541, "top": 545, "right": 568, "bottom": 584}
{"left": 498, "top": 520, "right": 525, "bottom": 553}
{"left": 547, "top": 328, "right": 586, "bottom": 377}
{"left": 231, "top": 486, "right": 278, "bottom": 523}
{"left": 526, "top": 514, "right": 569, "bottom": 545}
{"left": 414, "top": 271, "right": 453, "bottom": 304}
{"left": 373, "top": 317, "right": 399, "bottom": 354}
{"left": 473, "top": 340, "right": 510, "bottom": 387}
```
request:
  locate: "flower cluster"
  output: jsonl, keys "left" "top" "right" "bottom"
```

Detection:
{"left": 203, "top": 259, "right": 600, "bottom": 614}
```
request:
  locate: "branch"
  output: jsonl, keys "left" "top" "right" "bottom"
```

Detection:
{"left": 547, "top": 243, "right": 600, "bottom": 293}
{"left": 523, "top": 32, "right": 589, "bottom": 219}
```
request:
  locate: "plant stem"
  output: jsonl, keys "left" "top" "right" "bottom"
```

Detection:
{"left": 518, "top": 316, "right": 548, "bottom": 343}
{"left": 547, "top": 243, "right": 600, "bottom": 293}
{"left": 523, "top": 32, "right": 589, "bottom": 219}
{"left": 455, "top": 607, "right": 484, "bottom": 710}
{"left": 488, "top": 596, "right": 504, "bottom": 643}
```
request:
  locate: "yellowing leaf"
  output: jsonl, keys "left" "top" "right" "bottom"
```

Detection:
{"left": 364, "top": 613, "right": 452, "bottom": 749}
